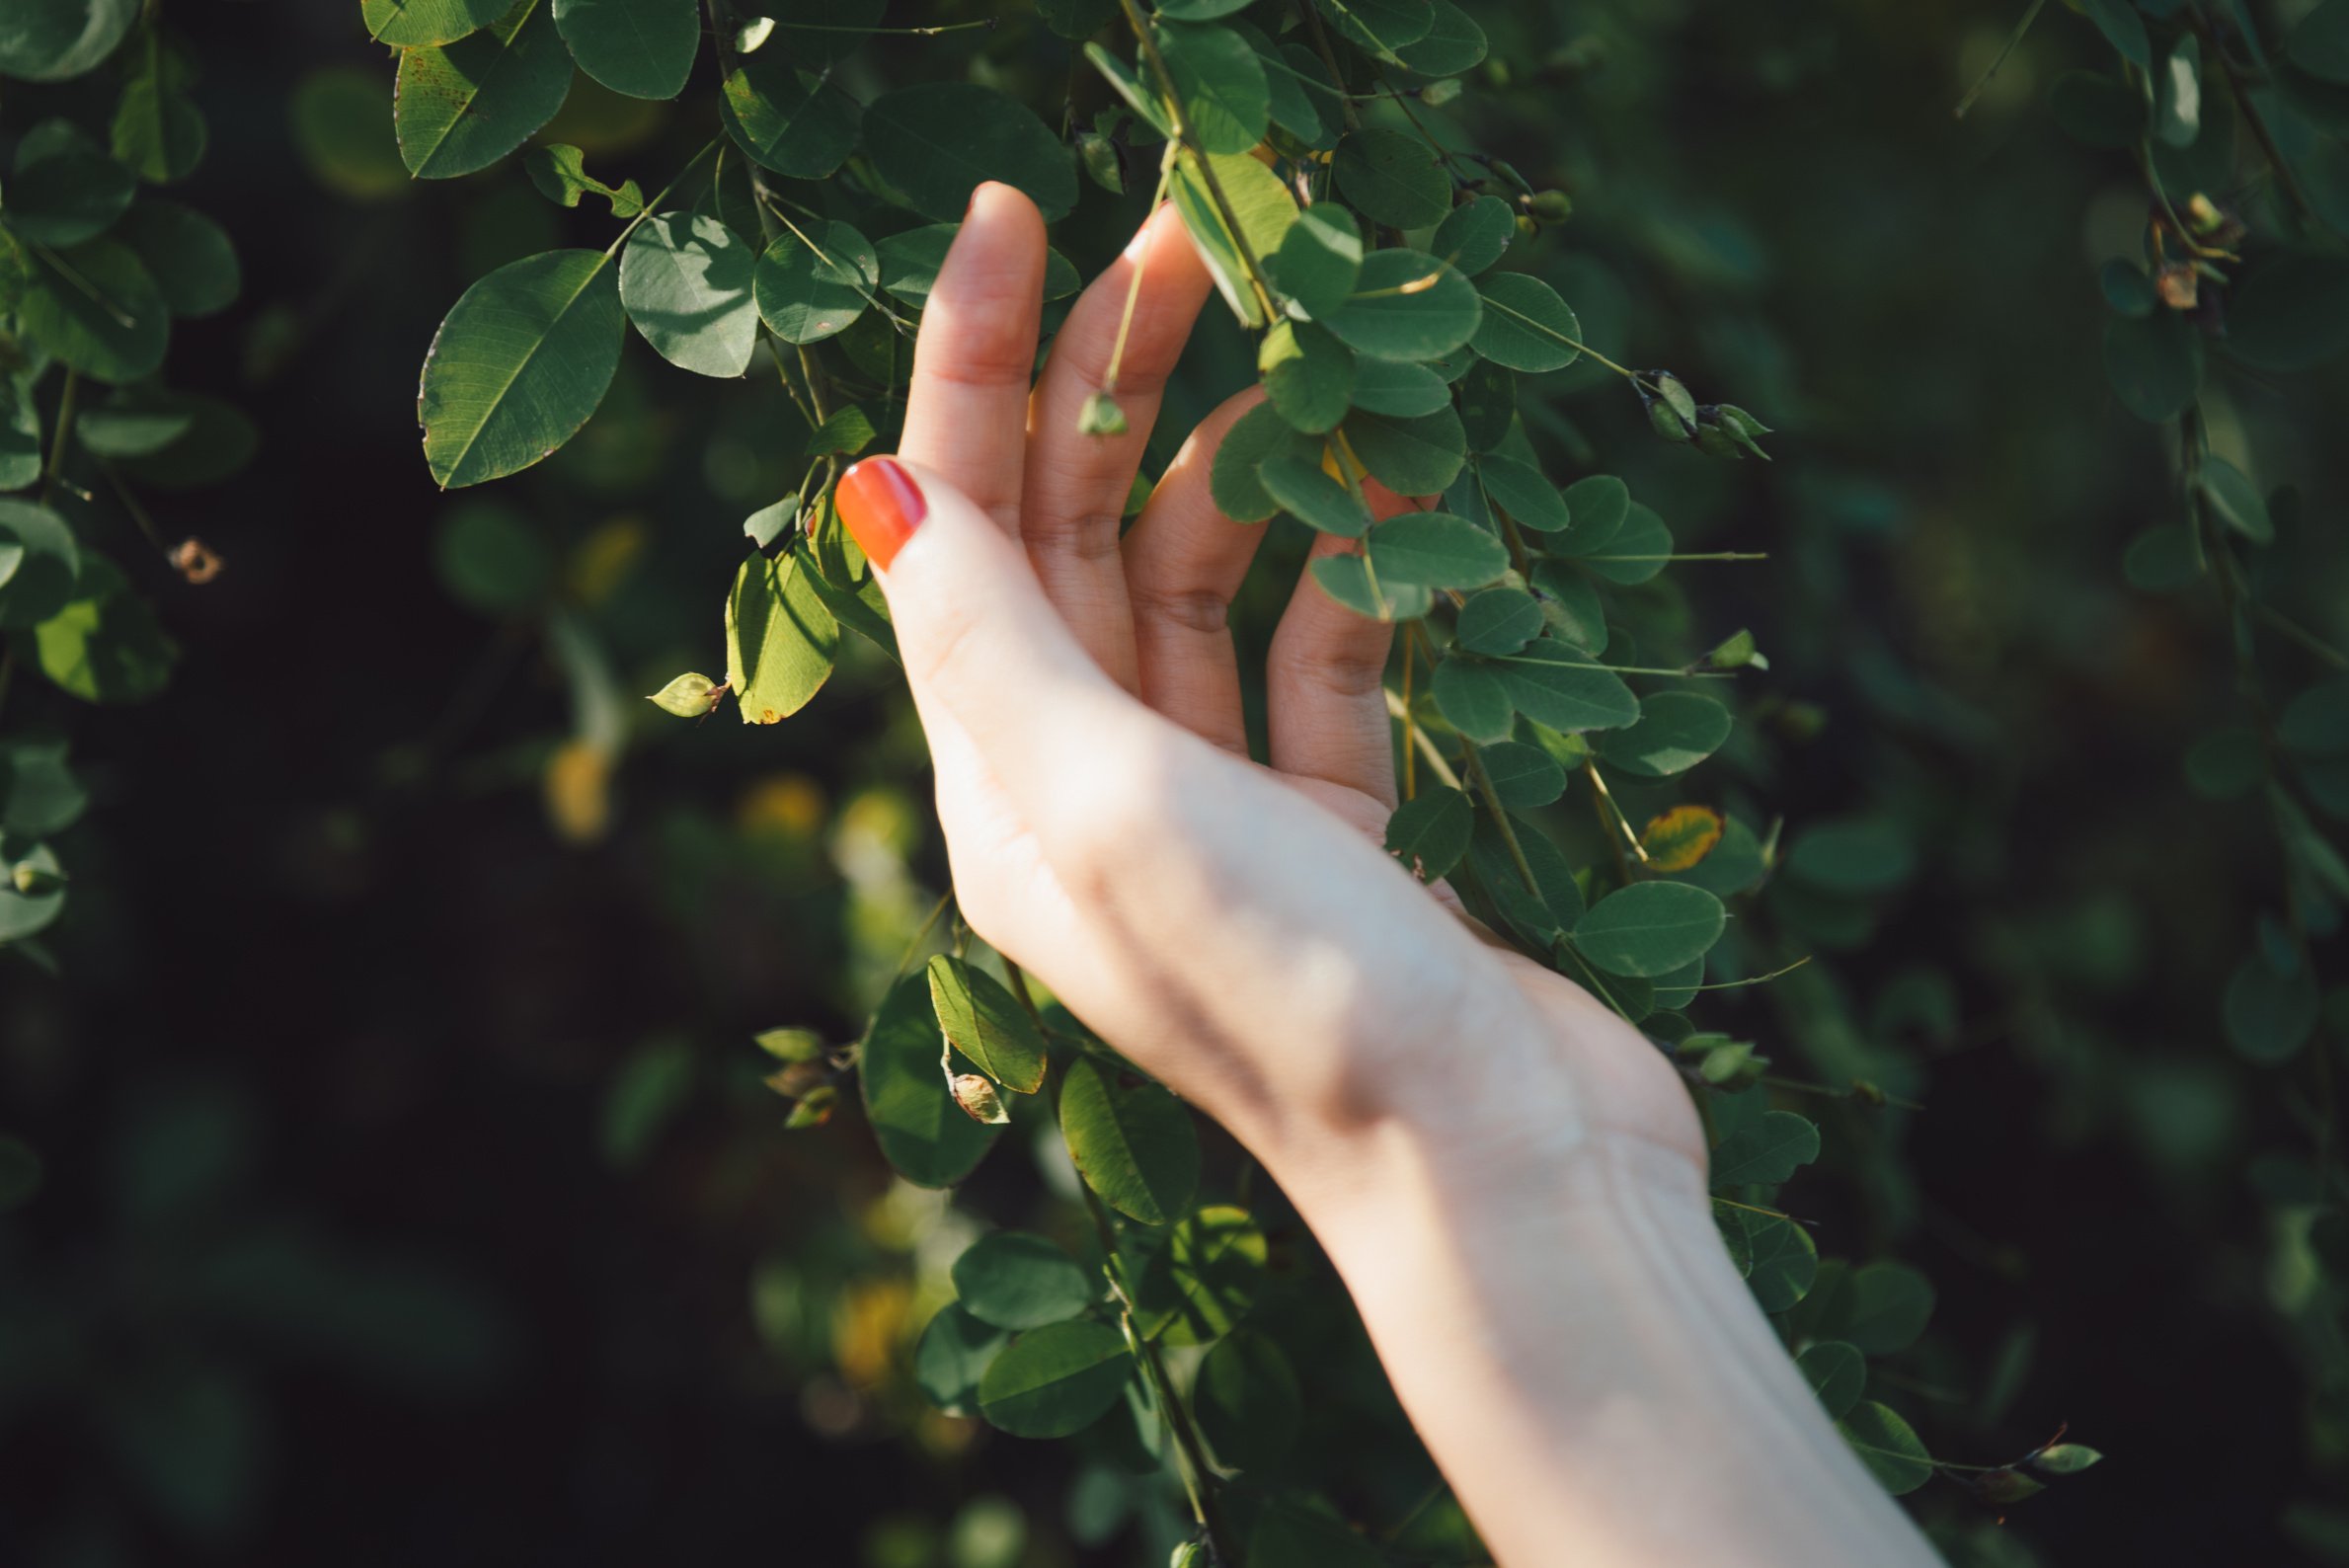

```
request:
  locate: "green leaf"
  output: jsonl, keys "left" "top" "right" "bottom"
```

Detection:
{"left": 0, "top": 501, "right": 79, "bottom": 631}
{"left": 753, "top": 218, "right": 877, "bottom": 346}
{"left": 525, "top": 143, "right": 644, "bottom": 214}
{"left": 1598, "top": 691, "right": 1732, "bottom": 777}
{"left": 1840, "top": 1401, "right": 1933, "bottom": 1495}
{"left": 1492, "top": 642, "right": 1638, "bottom": 733}
{"left": 18, "top": 238, "right": 169, "bottom": 383}
{"left": 952, "top": 1231, "right": 1096, "bottom": 1330}
{"left": 1248, "top": 1504, "right": 1387, "bottom": 1568}
{"left": 1314, "top": 0, "right": 1435, "bottom": 64}
{"left": 1455, "top": 587, "right": 1542, "bottom": 656}
{"left": 725, "top": 548, "right": 836, "bottom": 723}
{"left": 866, "top": 83, "right": 1077, "bottom": 223}
{"left": 1398, "top": 0, "right": 1488, "bottom": 75}
{"left": 914, "top": 1303, "right": 1006, "bottom": 1416}
{"left": 395, "top": 0, "right": 575, "bottom": 180}
{"left": 1367, "top": 510, "right": 1506, "bottom": 588}
{"left": 1720, "top": 1206, "right": 1817, "bottom": 1311}
{"left": 1581, "top": 502, "right": 1671, "bottom": 585}
{"left": 1480, "top": 739, "right": 1564, "bottom": 806}
{"left": 0, "top": 0, "right": 138, "bottom": 82}
{"left": 2103, "top": 309, "right": 2203, "bottom": 420}
{"left": 114, "top": 395, "right": 253, "bottom": 490}
{"left": 1348, "top": 356, "right": 1451, "bottom": 416}
{"left": 1210, "top": 400, "right": 1318, "bottom": 523}
{"left": 73, "top": 387, "right": 194, "bottom": 458}
{"left": 1327, "top": 248, "right": 1481, "bottom": 361}
{"left": 1172, "top": 146, "right": 1296, "bottom": 328}
{"left": 1160, "top": 0, "right": 1254, "bottom": 17}
{"left": 34, "top": 555, "right": 176, "bottom": 704}
{"left": 1259, "top": 320, "right": 1353, "bottom": 434}
{"left": 1710, "top": 1110, "right": 1821, "bottom": 1187}
{"left": 362, "top": 0, "right": 509, "bottom": 46}
{"left": 1471, "top": 272, "right": 1582, "bottom": 373}
{"left": 1556, "top": 474, "right": 1628, "bottom": 553}
{"left": 978, "top": 1320, "right": 1131, "bottom": 1439}
{"left": 620, "top": 211, "right": 758, "bottom": 377}
{"left": 2282, "top": 679, "right": 2349, "bottom": 756}
{"left": 0, "top": 839, "right": 66, "bottom": 943}
{"left": 551, "top": 0, "right": 697, "bottom": 101}
{"left": 1384, "top": 786, "right": 1472, "bottom": 881}
{"left": 1347, "top": 407, "right": 1465, "bottom": 496}
{"left": 1457, "top": 358, "right": 1516, "bottom": 450}
{"left": 1844, "top": 1263, "right": 1935, "bottom": 1355}
{"left": 1477, "top": 454, "right": 1568, "bottom": 531}
{"left": 2227, "top": 249, "right": 2349, "bottom": 372}
{"left": 2195, "top": 456, "right": 2272, "bottom": 544}
{"left": 646, "top": 671, "right": 720, "bottom": 717}
{"left": 2078, "top": 0, "right": 2148, "bottom": 66}
{"left": 861, "top": 971, "right": 1000, "bottom": 1187}
{"left": 419, "top": 248, "right": 624, "bottom": 489}
{"left": 1154, "top": 21, "right": 1269, "bottom": 155}
{"left": 1310, "top": 553, "right": 1433, "bottom": 621}
{"left": 1571, "top": 882, "right": 1726, "bottom": 978}
{"left": 0, "top": 379, "right": 39, "bottom": 493}
{"left": 1268, "top": 204, "right": 1361, "bottom": 322}
{"left": 1432, "top": 194, "right": 1515, "bottom": 276}
{"left": 1432, "top": 657, "right": 1511, "bottom": 743}
{"left": 927, "top": 955, "right": 1048, "bottom": 1094}
{"left": 719, "top": 54, "right": 859, "bottom": 179}
{"left": 1059, "top": 1055, "right": 1201, "bottom": 1225}
{"left": 1194, "top": 1329, "right": 1302, "bottom": 1472}
{"left": 109, "top": 33, "right": 206, "bottom": 185}
{"left": 1797, "top": 1341, "right": 1867, "bottom": 1421}
{"left": 2099, "top": 259, "right": 2156, "bottom": 318}
{"left": 1133, "top": 1205, "right": 1265, "bottom": 1344}
{"left": 113, "top": 201, "right": 239, "bottom": 318}
{"left": 1334, "top": 126, "right": 1450, "bottom": 229}
{"left": 2293, "top": 0, "right": 2349, "bottom": 82}
{"left": 8, "top": 120, "right": 133, "bottom": 247}
{"left": 1260, "top": 455, "right": 1370, "bottom": 536}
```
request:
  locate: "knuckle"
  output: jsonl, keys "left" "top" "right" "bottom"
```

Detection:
{"left": 1129, "top": 581, "right": 1231, "bottom": 636}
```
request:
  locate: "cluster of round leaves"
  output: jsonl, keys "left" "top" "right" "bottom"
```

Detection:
{"left": 2057, "top": 0, "right": 2349, "bottom": 1069}
{"left": 2, "top": 0, "right": 255, "bottom": 949}
{"left": 387, "top": 0, "right": 2036, "bottom": 1539}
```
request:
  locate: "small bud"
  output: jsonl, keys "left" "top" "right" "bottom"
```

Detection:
{"left": 648, "top": 672, "right": 724, "bottom": 717}
{"left": 754, "top": 1026, "right": 827, "bottom": 1063}
{"left": 11, "top": 862, "right": 63, "bottom": 897}
{"left": 949, "top": 1072, "right": 1010, "bottom": 1125}
{"left": 2024, "top": 1442, "right": 2103, "bottom": 1476}
{"left": 1527, "top": 189, "right": 1572, "bottom": 223}
{"left": 1705, "top": 628, "right": 1764, "bottom": 670}
{"left": 1646, "top": 397, "right": 1694, "bottom": 442}
{"left": 1168, "top": 1543, "right": 1208, "bottom": 1568}
{"left": 784, "top": 1083, "right": 837, "bottom": 1130}
{"left": 1849, "top": 1078, "right": 1887, "bottom": 1107}
{"left": 1420, "top": 78, "right": 1463, "bottom": 108}
{"left": 1077, "top": 389, "right": 1129, "bottom": 437}
{"left": 1077, "top": 129, "right": 1124, "bottom": 195}
{"left": 736, "top": 15, "right": 775, "bottom": 52}
{"left": 1694, "top": 404, "right": 1771, "bottom": 461}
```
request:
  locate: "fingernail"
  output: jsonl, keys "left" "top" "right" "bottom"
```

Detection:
{"left": 835, "top": 457, "right": 926, "bottom": 571}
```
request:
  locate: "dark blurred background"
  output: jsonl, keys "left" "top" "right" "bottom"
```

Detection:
{"left": 2, "top": 1, "right": 2346, "bottom": 1564}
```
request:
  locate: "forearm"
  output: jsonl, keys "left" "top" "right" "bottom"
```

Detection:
{"left": 1290, "top": 1117, "right": 1945, "bottom": 1568}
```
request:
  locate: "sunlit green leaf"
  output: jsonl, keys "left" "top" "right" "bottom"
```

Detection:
{"left": 928, "top": 955, "right": 1048, "bottom": 1094}
{"left": 978, "top": 1319, "right": 1130, "bottom": 1439}
{"left": 395, "top": 0, "right": 575, "bottom": 179}
{"left": 1059, "top": 1055, "right": 1200, "bottom": 1225}
{"left": 953, "top": 1231, "right": 1096, "bottom": 1330}
{"left": 419, "top": 249, "right": 624, "bottom": 488}
{"left": 1571, "top": 881, "right": 1726, "bottom": 978}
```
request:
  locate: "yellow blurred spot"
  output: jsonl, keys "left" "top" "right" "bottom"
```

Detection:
{"left": 545, "top": 739, "right": 615, "bottom": 843}
{"left": 832, "top": 1277, "right": 912, "bottom": 1388}
{"left": 568, "top": 515, "right": 647, "bottom": 606}
{"left": 738, "top": 773, "right": 827, "bottom": 842}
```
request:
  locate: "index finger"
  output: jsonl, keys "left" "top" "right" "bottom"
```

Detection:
{"left": 898, "top": 182, "right": 1048, "bottom": 537}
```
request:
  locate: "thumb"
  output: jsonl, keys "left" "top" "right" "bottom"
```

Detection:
{"left": 834, "top": 455, "right": 1137, "bottom": 808}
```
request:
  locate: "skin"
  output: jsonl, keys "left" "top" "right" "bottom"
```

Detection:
{"left": 847, "top": 182, "right": 1945, "bottom": 1568}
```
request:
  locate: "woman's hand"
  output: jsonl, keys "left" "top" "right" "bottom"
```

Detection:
{"left": 833, "top": 183, "right": 1941, "bottom": 1568}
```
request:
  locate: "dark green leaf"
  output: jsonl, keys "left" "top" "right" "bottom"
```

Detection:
{"left": 1844, "top": 1263, "right": 1935, "bottom": 1355}
{"left": 1310, "top": 552, "right": 1434, "bottom": 620}
{"left": 1840, "top": 1401, "right": 1933, "bottom": 1495}
{"left": 1334, "top": 126, "right": 1450, "bottom": 229}
{"left": 2226, "top": 948, "right": 2319, "bottom": 1062}
{"left": 865, "top": 83, "right": 1077, "bottom": 223}
{"left": 1455, "top": 586, "right": 1542, "bottom": 655}
{"left": 1347, "top": 406, "right": 1466, "bottom": 495}
{"left": 1133, "top": 1205, "right": 1265, "bottom": 1345}
{"left": 551, "top": 0, "right": 697, "bottom": 101}
{"left": 1797, "top": 1341, "right": 1867, "bottom": 1421}
{"left": 1059, "top": 1056, "right": 1201, "bottom": 1225}
{"left": 1432, "top": 657, "right": 1511, "bottom": 743}
{"left": 395, "top": 1, "right": 575, "bottom": 179}
{"left": 1784, "top": 818, "right": 1913, "bottom": 895}
{"left": 0, "top": 500, "right": 81, "bottom": 631}
{"left": 1396, "top": 0, "right": 1488, "bottom": 76}
{"left": 978, "top": 1320, "right": 1131, "bottom": 1439}
{"left": 2227, "top": 249, "right": 2349, "bottom": 371}
{"left": 1581, "top": 502, "right": 1671, "bottom": 585}
{"left": 1471, "top": 272, "right": 1582, "bottom": 373}
{"left": 2293, "top": 0, "right": 2349, "bottom": 82}
{"left": 110, "top": 31, "right": 205, "bottom": 183}
{"left": 1348, "top": 355, "right": 1451, "bottom": 416}
{"left": 18, "top": 238, "right": 168, "bottom": 383}
{"left": 753, "top": 218, "right": 878, "bottom": 346}
{"left": 1710, "top": 1110, "right": 1821, "bottom": 1187}
{"left": 1493, "top": 642, "right": 1638, "bottom": 733}
{"left": 419, "top": 249, "right": 624, "bottom": 488}
{"left": 1259, "top": 320, "right": 1354, "bottom": 433}
{"left": 2079, "top": 0, "right": 2149, "bottom": 66}
{"left": 1384, "top": 786, "right": 1473, "bottom": 881}
{"left": 8, "top": 119, "right": 133, "bottom": 246}
{"left": 1367, "top": 510, "right": 1507, "bottom": 588}
{"left": 1598, "top": 691, "right": 1732, "bottom": 777}
{"left": 914, "top": 1303, "right": 1006, "bottom": 1415}
{"left": 0, "top": 0, "right": 138, "bottom": 81}
{"left": 435, "top": 500, "right": 552, "bottom": 614}
{"left": 1314, "top": 0, "right": 1435, "bottom": 62}
{"left": 1433, "top": 194, "right": 1515, "bottom": 276}
{"left": 620, "top": 212, "right": 758, "bottom": 377}
{"left": 860, "top": 971, "right": 1000, "bottom": 1187}
{"left": 1480, "top": 739, "right": 1564, "bottom": 806}
{"left": 1556, "top": 474, "right": 1628, "bottom": 554}
{"left": 1571, "top": 881, "right": 1726, "bottom": 978}
{"left": 719, "top": 54, "right": 859, "bottom": 179}
{"left": 1209, "top": 400, "right": 1318, "bottom": 523}
{"left": 362, "top": 0, "right": 509, "bottom": 47}
{"left": 2103, "top": 309, "right": 2203, "bottom": 419}
{"left": 1194, "top": 1329, "right": 1302, "bottom": 1472}
{"left": 927, "top": 955, "right": 1048, "bottom": 1094}
{"left": 34, "top": 555, "right": 176, "bottom": 704}
{"left": 114, "top": 200, "right": 239, "bottom": 318}
{"left": 2099, "top": 259, "right": 2156, "bottom": 318}
{"left": 1269, "top": 203, "right": 1363, "bottom": 322}
{"left": 1154, "top": 21, "right": 1269, "bottom": 155}
{"left": 1477, "top": 454, "right": 1568, "bottom": 531}
{"left": 1260, "top": 455, "right": 1370, "bottom": 536}
{"left": 2196, "top": 456, "right": 2272, "bottom": 544}
{"left": 952, "top": 1231, "right": 1095, "bottom": 1330}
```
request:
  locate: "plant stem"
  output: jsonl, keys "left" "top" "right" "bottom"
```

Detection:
{"left": 1295, "top": 0, "right": 1363, "bottom": 131}
{"left": 1583, "top": 760, "right": 1650, "bottom": 866}
{"left": 601, "top": 138, "right": 721, "bottom": 261}
{"left": 40, "top": 370, "right": 80, "bottom": 507}
{"left": 891, "top": 890, "right": 955, "bottom": 980}
{"left": 1953, "top": 0, "right": 2047, "bottom": 120}
{"left": 1461, "top": 738, "right": 1537, "bottom": 893}
{"left": 1383, "top": 688, "right": 1463, "bottom": 788}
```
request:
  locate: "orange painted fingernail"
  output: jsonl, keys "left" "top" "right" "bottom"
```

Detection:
{"left": 835, "top": 457, "right": 926, "bottom": 571}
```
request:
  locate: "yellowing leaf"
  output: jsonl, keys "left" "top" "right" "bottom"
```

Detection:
{"left": 1641, "top": 804, "right": 1725, "bottom": 872}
